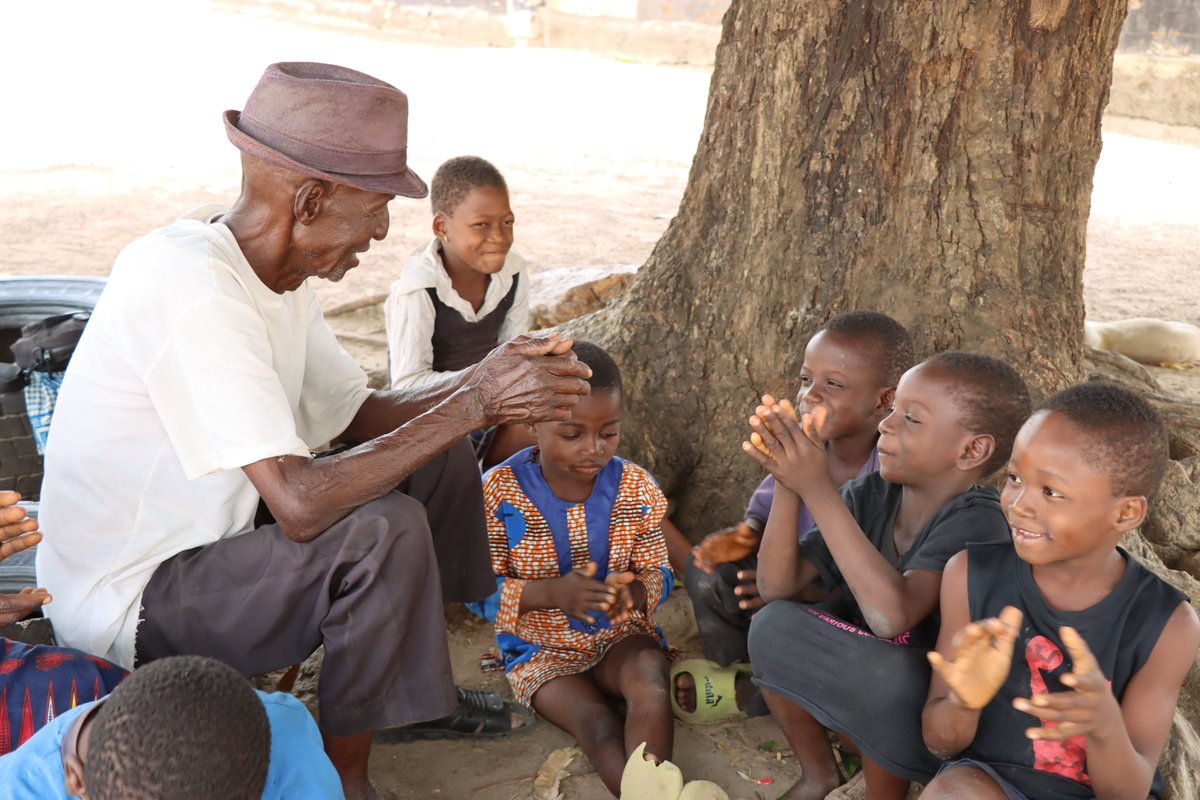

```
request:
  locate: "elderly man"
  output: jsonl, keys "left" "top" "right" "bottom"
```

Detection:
{"left": 36, "top": 63, "right": 591, "bottom": 800}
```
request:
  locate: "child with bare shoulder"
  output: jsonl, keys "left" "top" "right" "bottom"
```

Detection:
{"left": 481, "top": 342, "right": 674, "bottom": 797}
{"left": 921, "top": 383, "right": 1200, "bottom": 800}
{"left": 745, "top": 352, "right": 1032, "bottom": 800}
{"left": 674, "top": 312, "right": 912, "bottom": 725}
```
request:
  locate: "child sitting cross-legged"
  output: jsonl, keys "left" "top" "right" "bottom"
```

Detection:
{"left": 676, "top": 311, "right": 912, "bottom": 724}
{"left": 482, "top": 341, "right": 674, "bottom": 797}
{"left": 745, "top": 352, "right": 1032, "bottom": 800}
{"left": 921, "top": 383, "right": 1200, "bottom": 800}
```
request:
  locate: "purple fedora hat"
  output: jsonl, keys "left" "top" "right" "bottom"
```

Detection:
{"left": 224, "top": 62, "right": 427, "bottom": 198}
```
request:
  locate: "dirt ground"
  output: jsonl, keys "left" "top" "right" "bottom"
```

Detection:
{"left": 3, "top": 3, "right": 1199, "bottom": 798}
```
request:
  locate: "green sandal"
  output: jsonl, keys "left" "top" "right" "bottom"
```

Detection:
{"left": 669, "top": 658, "right": 753, "bottom": 725}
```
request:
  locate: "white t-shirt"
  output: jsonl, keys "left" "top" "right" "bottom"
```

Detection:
{"left": 36, "top": 206, "right": 373, "bottom": 668}
{"left": 384, "top": 238, "right": 529, "bottom": 389}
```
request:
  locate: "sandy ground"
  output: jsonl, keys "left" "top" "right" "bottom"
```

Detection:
{"left": 3, "top": 2, "right": 1199, "bottom": 798}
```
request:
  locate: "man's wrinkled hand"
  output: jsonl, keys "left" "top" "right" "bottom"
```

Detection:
{"left": 468, "top": 334, "right": 593, "bottom": 426}
{"left": 0, "top": 587, "right": 51, "bottom": 628}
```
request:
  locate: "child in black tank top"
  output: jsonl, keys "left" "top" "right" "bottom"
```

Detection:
{"left": 922, "top": 384, "right": 1200, "bottom": 800}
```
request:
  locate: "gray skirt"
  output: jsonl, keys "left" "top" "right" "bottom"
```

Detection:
{"left": 748, "top": 598, "right": 943, "bottom": 783}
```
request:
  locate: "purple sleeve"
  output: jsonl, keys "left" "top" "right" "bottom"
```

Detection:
{"left": 743, "top": 475, "right": 814, "bottom": 542}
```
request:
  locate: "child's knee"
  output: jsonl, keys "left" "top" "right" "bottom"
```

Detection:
{"left": 746, "top": 598, "right": 786, "bottom": 660}
{"left": 683, "top": 558, "right": 740, "bottom": 614}
{"left": 623, "top": 646, "right": 670, "bottom": 696}
{"left": 923, "top": 765, "right": 1008, "bottom": 800}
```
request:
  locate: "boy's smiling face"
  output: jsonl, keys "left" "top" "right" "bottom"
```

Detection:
{"left": 535, "top": 388, "right": 622, "bottom": 501}
{"left": 795, "top": 330, "right": 893, "bottom": 442}
{"left": 1001, "top": 410, "right": 1146, "bottom": 565}
{"left": 875, "top": 362, "right": 978, "bottom": 486}
{"left": 434, "top": 184, "right": 514, "bottom": 278}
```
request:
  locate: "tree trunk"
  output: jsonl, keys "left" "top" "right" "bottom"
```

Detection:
{"left": 570, "top": 1, "right": 1200, "bottom": 792}
{"left": 573, "top": 0, "right": 1125, "bottom": 533}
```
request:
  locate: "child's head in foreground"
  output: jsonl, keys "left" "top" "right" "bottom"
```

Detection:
{"left": 429, "top": 155, "right": 514, "bottom": 278}
{"left": 798, "top": 311, "right": 914, "bottom": 442}
{"left": 69, "top": 655, "right": 269, "bottom": 800}
{"left": 533, "top": 341, "right": 623, "bottom": 495}
{"left": 1002, "top": 382, "right": 1169, "bottom": 566}
{"left": 879, "top": 351, "right": 1032, "bottom": 487}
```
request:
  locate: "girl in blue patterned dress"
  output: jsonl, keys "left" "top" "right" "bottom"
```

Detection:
{"left": 481, "top": 342, "right": 674, "bottom": 796}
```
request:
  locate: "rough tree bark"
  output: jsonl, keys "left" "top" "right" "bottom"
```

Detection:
{"left": 569, "top": 0, "right": 1200, "bottom": 794}
{"left": 575, "top": 0, "right": 1120, "bottom": 531}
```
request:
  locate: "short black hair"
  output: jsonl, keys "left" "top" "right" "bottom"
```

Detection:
{"left": 430, "top": 156, "right": 508, "bottom": 216}
{"left": 86, "top": 656, "right": 270, "bottom": 800}
{"left": 924, "top": 352, "right": 1032, "bottom": 476}
{"left": 572, "top": 341, "right": 622, "bottom": 393}
{"left": 819, "top": 311, "right": 913, "bottom": 385}
{"left": 1039, "top": 382, "right": 1169, "bottom": 499}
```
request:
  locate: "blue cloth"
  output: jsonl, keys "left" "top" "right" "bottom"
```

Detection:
{"left": 0, "top": 690, "right": 344, "bottom": 799}
{"left": 0, "top": 546, "right": 37, "bottom": 594}
{"left": 22, "top": 371, "right": 65, "bottom": 456}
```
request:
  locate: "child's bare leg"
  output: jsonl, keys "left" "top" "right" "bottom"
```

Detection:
{"left": 921, "top": 764, "right": 1009, "bottom": 799}
{"left": 761, "top": 687, "right": 840, "bottom": 800}
{"left": 532, "top": 674, "right": 628, "bottom": 796}
{"left": 862, "top": 755, "right": 910, "bottom": 800}
{"left": 593, "top": 635, "right": 673, "bottom": 761}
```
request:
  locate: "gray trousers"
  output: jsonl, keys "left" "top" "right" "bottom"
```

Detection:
{"left": 134, "top": 440, "right": 493, "bottom": 737}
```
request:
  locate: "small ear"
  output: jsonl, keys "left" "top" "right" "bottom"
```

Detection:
{"left": 875, "top": 386, "right": 896, "bottom": 414}
{"left": 293, "top": 180, "right": 329, "bottom": 226}
{"left": 432, "top": 212, "right": 448, "bottom": 240}
{"left": 63, "top": 753, "right": 87, "bottom": 798}
{"left": 959, "top": 433, "right": 995, "bottom": 473}
{"left": 1115, "top": 495, "right": 1149, "bottom": 532}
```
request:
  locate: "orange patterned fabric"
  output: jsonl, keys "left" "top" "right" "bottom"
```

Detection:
{"left": 484, "top": 452, "right": 671, "bottom": 705}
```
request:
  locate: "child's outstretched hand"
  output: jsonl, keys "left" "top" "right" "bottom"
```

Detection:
{"left": 929, "top": 605, "right": 1023, "bottom": 710}
{"left": 604, "top": 571, "right": 644, "bottom": 624}
{"left": 1013, "top": 625, "right": 1121, "bottom": 741}
{"left": 742, "top": 397, "right": 831, "bottom": 496}
{"left": 691, "top": 522, "right": 760, "bottom": 573}
{"left": 551, "top": 561, "right": 617, "bottom": 625}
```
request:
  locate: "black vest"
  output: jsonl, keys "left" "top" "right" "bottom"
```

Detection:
{"left": 426, "top": 273, "right": 519, "bottom": 372}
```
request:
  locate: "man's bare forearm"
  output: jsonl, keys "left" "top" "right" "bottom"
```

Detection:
{"left": 245, "top": 386, "right": 484, "bottom": 541}
{"left": 340, "top": 369, "right": 476, "bottom": 444}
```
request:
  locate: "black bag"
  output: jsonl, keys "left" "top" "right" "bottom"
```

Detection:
{"left": 11, "top": 312, "right": 90, "bottom": 374}
{"left": 0, "top": 312, "right": 90, "bottom": 392}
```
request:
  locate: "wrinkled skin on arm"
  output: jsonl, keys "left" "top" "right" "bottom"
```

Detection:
{"left": 245, "top": 334, "right": 593, "bottom": 543}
